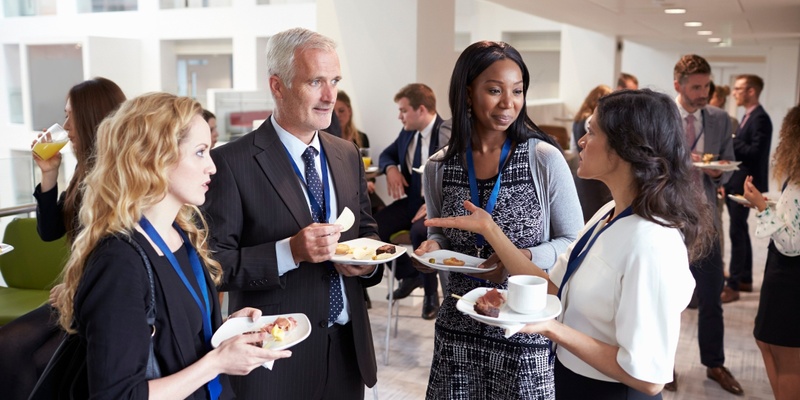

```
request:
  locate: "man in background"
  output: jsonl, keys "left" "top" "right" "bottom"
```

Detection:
{"left": 666, "top": 54, "right": 743, "bottom": 396}
{"left": 616, "top": 72, "right": 639, "bottom": 90}
{"left": 376, "top": 83, "right": 450, "bottom": 319}
{"left": 722, "top": 74, "right": 773, "bottom": 303}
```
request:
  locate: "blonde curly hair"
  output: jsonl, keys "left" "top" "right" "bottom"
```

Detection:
{"left": 57, "top": 92, "right": 221, "bottom": 333}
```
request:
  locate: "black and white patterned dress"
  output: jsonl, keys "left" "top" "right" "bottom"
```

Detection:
{"left": 426, "top": 141, "right": 555, "bottom": 399}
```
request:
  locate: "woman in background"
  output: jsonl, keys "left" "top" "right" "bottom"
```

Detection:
{"left": 745, "top": 104, "right": 800, "bottom": 400}
{"left": 202, "top": 109, "right": 220, "bottom": 148}
{"left": 427, "top": 89, "right": 715, "bottom": 399}
{"left": 0, "top": 77, "right": 126, "bottom": 400}
{"left": 55, "top": 92, "right": 290, "bottom": 398}
{"left": 418, "top": 40, "right": 582, "bottom": 399}
{"left": 572, "top": 84, "right": 613, "bottom": 222}
{"left": 335, "top": 90, "right": 384, "bottom": 217}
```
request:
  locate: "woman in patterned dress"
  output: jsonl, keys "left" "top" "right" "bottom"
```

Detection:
{"left": 416, "top": 41, "right": 583, "bottom": 399}
{"left": 746, "top": 104, "right": 800, "bottom": 400}
{"left": 427, "top": 90, "right": 715, "bottom": 399}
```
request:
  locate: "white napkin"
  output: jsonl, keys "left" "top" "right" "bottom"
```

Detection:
{"left": 500, "top": 323, "right": 526, "bottom": 338}
{"left": 263, "top": 360, "right": 275, "bottom": 370}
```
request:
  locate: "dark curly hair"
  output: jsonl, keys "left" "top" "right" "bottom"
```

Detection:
{"left": 439, "top": 41, "right": 556, "bottom": 163}
{"left": 596, "top": 89, "right": 715, "bottom": 262}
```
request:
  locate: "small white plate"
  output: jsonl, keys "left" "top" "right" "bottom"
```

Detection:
{"left": 692, "top": 161, "right": 741, "bottom": 171}
{"left": 456, "top": 288, "right": 562, "bottom": 326}
{"left": 331, "top": 237, "right": 407, "bottom": 266}
{"left": 727, "top": 194, "right": 777, "bottom": 208}
{"left": 411, "top": 250, "right": 494, "bottom": 273}
{"left": 365, "top": 166, "right": 379, "bottom": 174}
{"left": 211, "top": 313, "right": 311, "bottom": 368}
{"left": 0, "top": 243, "right": 14, "bottom": 255}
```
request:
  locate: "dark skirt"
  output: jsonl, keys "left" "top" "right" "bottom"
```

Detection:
{"left": 754, "top": 241, "right": 800, "bottom": 347}
{"left": 554, "top": 358, "right": 662, "bottom": 400}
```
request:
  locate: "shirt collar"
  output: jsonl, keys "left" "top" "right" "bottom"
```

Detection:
{"left": 419, "top": 116, "right": 436, "bottom": 139}
{"left": 675, "top": 97, "right": 702, "bottom": 121}
{"left": 272, "top": 117, "right": 321, "bottom": 157}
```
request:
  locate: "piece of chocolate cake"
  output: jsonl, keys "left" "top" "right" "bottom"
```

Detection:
{"left": 474, "top": 288, "right": 506, "bottom": 318}
{"left": 376, "top": 244, "right": 396, "bottom": 255}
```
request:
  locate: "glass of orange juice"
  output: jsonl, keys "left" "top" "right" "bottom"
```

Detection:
{"left": 33, "top": 123, "right": 69, "bottom": 160}
{"left": 359, "top": 148, "right": 371, "bottom": 169}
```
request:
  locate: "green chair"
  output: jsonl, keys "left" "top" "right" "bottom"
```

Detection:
{"left": 0, "top": 217, "right": 69, "bottom": 325}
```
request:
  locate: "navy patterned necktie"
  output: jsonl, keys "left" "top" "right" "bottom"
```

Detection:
{"left": 301, "top": 146, "right": 343, "bottom": 324}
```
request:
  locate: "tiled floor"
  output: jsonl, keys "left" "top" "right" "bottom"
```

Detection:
{"left": 366, "top": 208, "right": 776, "bottom": 399}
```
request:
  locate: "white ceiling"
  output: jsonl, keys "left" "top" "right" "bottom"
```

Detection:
{"left": 492, "top": 0, "right": 800, "bottom": 50}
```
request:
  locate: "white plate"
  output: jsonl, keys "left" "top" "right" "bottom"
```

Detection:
{"left": 330, "top": 237, "right": 407, "bottom": 266}
{"left": 365, "top": 166, "right": 379, "bottom": 174}
{"left": 211, "top": 313, "right": 311, "bottom": 367}
{"left": 727, "top": 194, "right": 777, "bottom": 208}
{"left": 411, "top": 250, "right": 494, "bottom": 273}
{"left": 456, "top": 288, "right": 562, "bottom": 326}
{"left": 0, "top": 243, "right": 13, "bottom": 255}
{"left": 692, "top": 161, "right": 741, "bottom": 171}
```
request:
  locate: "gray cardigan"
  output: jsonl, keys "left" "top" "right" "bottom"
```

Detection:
{"left": 424, "top": 138, "right": 583, "bottom": 270}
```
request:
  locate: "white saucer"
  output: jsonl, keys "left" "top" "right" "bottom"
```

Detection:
{"left": 727, "top": 194, "right": 777, "bottom": 208}
{"left": 456, "top": 288, "right": 562, "bottom": 326}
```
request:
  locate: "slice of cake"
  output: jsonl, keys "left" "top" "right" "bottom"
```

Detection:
{"left": 474, "top": 288, "right": 506, "bottom": 318}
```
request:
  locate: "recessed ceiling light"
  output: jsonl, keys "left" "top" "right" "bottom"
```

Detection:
{"left": 708, "top": 37, "right": 722, "bottom": 43}
{"left": 665, "top": 8, "right": 686, "bottom": 14}
{"left": 697, "top": 30, "right": 713, "bottom": 36}
{"left": 684, "top": 22, "right": 703, "bottom": 27}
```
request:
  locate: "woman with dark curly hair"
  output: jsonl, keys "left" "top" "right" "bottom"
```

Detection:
{"left": 745, "top": 104, "right": 800, "bottom": 400}
{"left": 427, "top": 89, "right": 715, "bottom": 399}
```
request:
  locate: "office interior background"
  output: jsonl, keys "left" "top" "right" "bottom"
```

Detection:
{"left": 0, "top": 0, "right": 798, "bottom": 261}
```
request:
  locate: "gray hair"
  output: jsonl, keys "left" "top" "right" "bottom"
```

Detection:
{"left": 266, "top": 27, "right": 337, "bottom": 89}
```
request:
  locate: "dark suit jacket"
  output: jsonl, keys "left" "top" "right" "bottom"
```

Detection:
{"left": 726, "top": 104, "right": 773, "bottom": 194}
{"left": 75, "top": 233, "right": 232, "bottom": 399}
{"left": 202, "top": 117, "right": 381, "bottom": 398}
{"left": 378, "top": 115, "right": 449, "bottom": 200}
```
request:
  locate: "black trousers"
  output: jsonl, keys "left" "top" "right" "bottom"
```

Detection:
{"left": 375, "top": 198, "right": 438, "bottom": 296}
{"left": 320, "top": 323, "right": 364, "bottom": 400}
{"left": 554, "top": 358, "right": 662, "bottom": 400}
{"left": 690, "top": 240, "right": 726, "bottom": 368}
{"left": 725, "top": 197, "right": 753, "bottom": 290}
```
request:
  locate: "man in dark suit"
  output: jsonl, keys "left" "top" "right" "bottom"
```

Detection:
{"left": 722, "top": 74, "right": 773, "bottom": 303}
{"left": 202, "top": 28, "right": 380, "bottom": 399}
{"left": 665, "top": 54, "right": 744, "bottom": 396}
{"left": 376, "top": 83, "right": 450, "bottom": 320}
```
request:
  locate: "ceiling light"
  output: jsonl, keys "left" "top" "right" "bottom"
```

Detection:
{"left": 684, "top": 22, "right": 703, "bottom": 27}
{"left": 697, "top": 31, "right": 713, "bottom": 36}
{"left": 664, "top": 8, "right": 686, "bottom": 14}
{"left": 708, "top": 37, "right": 722, "bottom": 43}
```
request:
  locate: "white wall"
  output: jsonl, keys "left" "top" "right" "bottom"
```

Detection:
{"left": 620, "top": 40, "right": 678, "bottom": 95}
{"left": 86, "top": 37, "right": 144, "bottom": 97}
{"left": 559, "top": 25, "right": 616, "bottom": 118}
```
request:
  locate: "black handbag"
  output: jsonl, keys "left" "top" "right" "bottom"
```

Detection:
{"left": 29, "top": 235, "right": 162, "bottom": 399}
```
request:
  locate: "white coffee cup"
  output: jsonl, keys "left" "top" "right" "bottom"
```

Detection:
{"left": 507, "top": 275, "right": 548, "bottom": 314}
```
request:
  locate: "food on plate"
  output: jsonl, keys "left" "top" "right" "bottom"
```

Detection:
{"left": 375, "top": 244, "right": 396, "bottom": 255}
{"left": 429, "top": 258, "right": 436, "bottom": 263}
{"left": 702, "top": 153, "right": 714, "bottom": 164}
{"left": 372, "top": 252, "right": 394, "bottom": 261}
{"left": 335, "top": 243, "right": 351, "bottom": 255}
{"left": 245, "top": 316, "right": 298, "bottom": 347}
{"left": 474, "top": 288, "right": 506, "bottom": 318}
{"left": 443, "top": 257, "right": 466, "bottom": 266}
{"left": 351, "top": 247, "right": 374, "bottom": 260}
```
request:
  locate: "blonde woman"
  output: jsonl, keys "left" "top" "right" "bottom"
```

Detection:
{"left": 55, "top": 93, "right": 290, "bottom": 399}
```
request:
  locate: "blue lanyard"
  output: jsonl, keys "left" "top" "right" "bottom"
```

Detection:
{"left": 139, "top": 217, "right": 221, "bottom": 400}
{"left": 283, "top": 144, "right": 331, "bottom": 223}
{"left": 466, "top": 138, "right": 512, "bottom": 256}
{"left": 557, "top": 206, "right": 633, "bottom": 299}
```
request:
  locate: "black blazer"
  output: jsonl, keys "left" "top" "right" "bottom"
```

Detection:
{"left": 727, "top": 105, "right": 773, "bottom": 194}
{"left": 33, "top": 184, "right": 69, "bottom": 241}
{"left": 377, "top": 115, "right": 448, "bottom": 197}
{"left": 75, "top": 233, "right": 231, "bottom": 400}
{"left": 202, "top": 117, "right": 381, "bottom": 398}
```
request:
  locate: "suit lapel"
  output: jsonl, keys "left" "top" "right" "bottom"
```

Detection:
{"left": 253, "top": 118, "right": 314, "bottom": 229}
{"left": 702, "top": 108, "right": 719, "bottom": 152}
{"left": 320, "top": 132, "right": 348, "bottom": 220}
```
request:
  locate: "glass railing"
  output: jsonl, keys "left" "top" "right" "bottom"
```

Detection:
{"left": 2, "top": 0, "right": 56, "bottom": 17}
